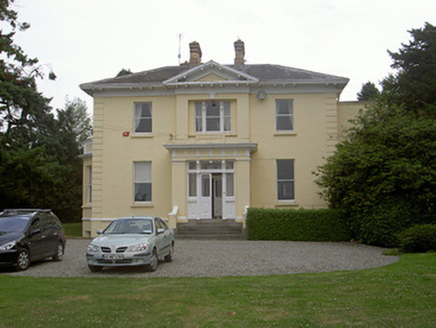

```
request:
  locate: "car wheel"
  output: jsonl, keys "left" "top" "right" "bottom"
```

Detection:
{"left": 16, "top": 249, "right": 30, "bottom": 271}
{"left": 164, "top": 243, "right": 174, "bottom": 262}
{"left": 52, "top": 242, "right": 64, "bottom": 262}
{"left": 147, "top": 248, "right": 158, "bottom": 272}
{"left": 88, "top": 265, "right": 103, "bottom": 273}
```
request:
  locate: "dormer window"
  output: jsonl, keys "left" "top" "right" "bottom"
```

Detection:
{"left": 195, "top": 101, "right": 231, "bottom": 133}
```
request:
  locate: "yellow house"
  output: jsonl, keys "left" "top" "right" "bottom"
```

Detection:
{"left": 80, "top": 40, "right": 359, "bottom": 237}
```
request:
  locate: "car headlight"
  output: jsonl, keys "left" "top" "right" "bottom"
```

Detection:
{"left": 127, "top": 243, "right": 148, "bottom": 252}
{"left": 87, "top": 244, "right": 100, "bottom": 253}
{"left": 0, "top": 241, "right": 16, "bottom": 251}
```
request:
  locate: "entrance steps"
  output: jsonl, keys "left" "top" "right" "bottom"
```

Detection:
{"left": 176, "top": 219, "right": 245, "bottom": 240}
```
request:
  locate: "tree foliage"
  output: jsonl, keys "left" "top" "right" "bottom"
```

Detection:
{"left": 357, "top": 81, "right": 380, "bottom": 101}
{"left": 116, "top": 68, "right": 132, "bottom": 77}
{"left": 316, "top": 105, "right": 436, "bottom": 246}
{"left": 381, "top": 22, "right": 436, "bottom": 117}
{"left": 316, "top": 22, "right": 436, "bottom": 246}
{"left": 0, "top": 1, "right": 55, "bottom": 143}
{"left": 0, "top": 1, "right": 92, "bottom": 222}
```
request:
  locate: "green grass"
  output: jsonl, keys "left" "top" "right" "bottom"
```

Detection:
{"left": 1, "top": 253, "right": 435, "bottom": 327}
{"left": 62, "top": 222, "right": 82, "bottom": 238}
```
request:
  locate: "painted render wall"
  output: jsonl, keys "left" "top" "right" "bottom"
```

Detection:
{"left": 337, "top": 101, "right": 368, "bottom": 141}
{"left": 249, "top": 92, "right": 337, "bottom": 210}
{"left": 83, "top": 91, "right": 347, "bottom": 236}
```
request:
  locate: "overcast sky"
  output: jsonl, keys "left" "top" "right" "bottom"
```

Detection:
{"left": 12, "top": 0, "right": 436, "bottom": 113}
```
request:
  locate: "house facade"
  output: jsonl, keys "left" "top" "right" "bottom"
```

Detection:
{"left": 80, "top": 40, "right": 358, "bottom": 237}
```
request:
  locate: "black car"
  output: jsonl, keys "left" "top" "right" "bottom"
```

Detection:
{"left": 0, "top": 209, "right": 66, "bottom": 271}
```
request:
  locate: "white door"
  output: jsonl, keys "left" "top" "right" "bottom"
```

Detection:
{"left": 222, "top": 172, "right": 235, "bottom": 219}
{"left": 200, "top": 174, "right": 212, "bottom": 218}
{"left": 187, "top": 172, "right": 199, "bottom": 218}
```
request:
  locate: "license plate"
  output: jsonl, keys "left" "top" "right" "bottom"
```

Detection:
{"left": 103, "top": 254, "right": 124, "bottom": 260}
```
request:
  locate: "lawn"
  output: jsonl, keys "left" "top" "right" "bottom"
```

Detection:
{"left": 0, "top": 253, "right": 435, "bottom": 327}
{"left": 63, "top": 222, "right": 82, "bottom": 238}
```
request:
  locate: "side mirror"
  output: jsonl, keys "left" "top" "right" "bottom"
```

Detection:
{"left": 30, "top": 228, "right": 42, "bottom": 236}
{"left": 96, "top": 229, "right": 103, "bottom": 235}
{"left": 157, "top": 228, "right": 165, "bottom": 234}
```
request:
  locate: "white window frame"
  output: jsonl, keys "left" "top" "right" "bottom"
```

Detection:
{"left": 133, "top": 162, "right": 152, "bottom": 202}
{"left": 195, "top": 101, "right": 231, "bottom": 133}
{"left": 134, "top": 102, "right": 152, "bottom": 134}
{"left": 276, "top": 159, "right": 295, "bottom": 201}
{"left": 275, "top": 99, "right": 294, "bottom": 132}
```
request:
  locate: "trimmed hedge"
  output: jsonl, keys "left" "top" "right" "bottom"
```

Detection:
{"left": 246, "top": 208, "right": 350, "bottom": 242}
{"left": 398, "top": 224, "right": 436, "bottom": 253}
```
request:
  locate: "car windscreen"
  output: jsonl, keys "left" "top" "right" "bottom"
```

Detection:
{"left": 0, "top": 217, "right": 29, "bottom": 233}
{"left": 104, "top": 219, "right": 154, "bottom": 235}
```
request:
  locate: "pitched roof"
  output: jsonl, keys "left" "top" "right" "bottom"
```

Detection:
{"left": 80, "top": 61, "right": 348, "bottom": 95}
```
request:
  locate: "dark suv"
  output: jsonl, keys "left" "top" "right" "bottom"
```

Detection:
{"left": 0, "top": 209, "right": 66, "bottom": 271}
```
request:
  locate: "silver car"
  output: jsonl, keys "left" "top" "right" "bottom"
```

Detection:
{"left": 86, "top": 216, "right": 174, "bottom": 272}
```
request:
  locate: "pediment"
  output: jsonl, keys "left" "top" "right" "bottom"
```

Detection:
{"left": 163, "top": 60, "right": 259, "bottom": 86}
{"left": 197, "top": 73, "right": 229, "bottom": 82}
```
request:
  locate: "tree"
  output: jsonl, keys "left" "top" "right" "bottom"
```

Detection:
{"left": 357, "top": 81, "right": 380, "bottom": 101}
{"left": 57, "top": 97, "right": 92, "bottom": 151}
{"left": 316, "top": 105, "right": 436, "bottom": 246}
{"left": 0, "top": 0, "right": 57, "bottom": 211}
{"left": 116, "top": 68, "right": 132, "bottom": 77}
{"left": 316, "top": 23, "right": 436, "bottom": 246}
{"left": 51, "top": 98, "right": 92, "bottom": 222}
{"left": 381, "top": 22, "right": 436, "bottom": 117}
{"left": 0, "top": 0, "right": 55, "bottom": 146}
{"left": 0, "top": 2, "right": 91, "bottom": 222}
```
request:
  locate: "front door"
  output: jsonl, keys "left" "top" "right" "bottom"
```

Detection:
{"left": 187, "top": 161, "right": 236, "bottom": 220}
{"left": 212, "top": 174, "right": 223, "bottom": 218}
{"left": 200, "top": 174, "right": 212, "bottom": 218}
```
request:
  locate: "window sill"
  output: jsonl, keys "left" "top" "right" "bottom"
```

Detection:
{"left": 82, "top": 205, "right": 92, "bottom": 209}
{"left": 193, "top": 133, "right": 234, "bottom": 137}
{"left": 131, "top": 202, "right": 154, "bottom": 208}
{"left": 131, "top": 133, "right": 153, "bottom": 138}
{"left": 275, "top": 201, "right": 299, "bottom": 208}
{"left": 274, "top": 131, "right": 297, "bottom": 137}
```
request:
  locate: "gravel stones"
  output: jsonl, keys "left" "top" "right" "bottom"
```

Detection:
{"left": 1, "top": 239, "right": 399, "bottom": 278}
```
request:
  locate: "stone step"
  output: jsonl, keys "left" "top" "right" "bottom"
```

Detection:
{"left": 176, "top": 219, "right": 244, "bottom": 240}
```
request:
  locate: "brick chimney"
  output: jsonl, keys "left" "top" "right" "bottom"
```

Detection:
{"left": 234, "top": 39, "right": 245, "bottom": 66}
{"left": 189, "top": 41, "right": 202, "bottom": 66}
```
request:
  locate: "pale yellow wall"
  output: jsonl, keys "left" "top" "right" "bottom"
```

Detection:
{"left": 170, "top": 160, "right": 186, "bottom": 222}
{"left": 82, "top": 156, "right": 92, "bottom": 212}
{"left": 81, "top": 156, "right": 92, "bottom": 236}
{"left": 83, "top": 89, "right": 355, "bottom": 235}
{"left": 337, "top": 101, "right": 368, "bottom": 141}
{"left": 198, "top": 73, "right": 228, "bottom": 82}
{"left": 92, "top": 96, "right": 175, "bottom": 223}
{"left": 82, "top": 220, "right": 114, "bottom": 238}
{"left": 249, "top": 93, "right": 337, "bottom": 209}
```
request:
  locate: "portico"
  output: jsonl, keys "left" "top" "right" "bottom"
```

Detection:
{"left": 164, "top": 143, "right": 257, "bottom": 222}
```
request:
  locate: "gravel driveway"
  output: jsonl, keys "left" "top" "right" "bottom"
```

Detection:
{"left": 1, "top": 239, "right": 399, "bottom": 278}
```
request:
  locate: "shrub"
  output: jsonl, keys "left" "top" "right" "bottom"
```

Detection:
{"left": 316, "top": 104, "right": 436, "bottom": 247}
{"left": 246, "top": 208, "right": 350, "bottom": 242}
{"left": 398, "top": 224, "right": 436, "bottom": 253}
{"left": 354, "top": 200, "right": 426, "bottom": 247}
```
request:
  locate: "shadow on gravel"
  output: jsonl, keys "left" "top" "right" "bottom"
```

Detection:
{"left": 0, "top": 259, "right": 54, "bottom": 273}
